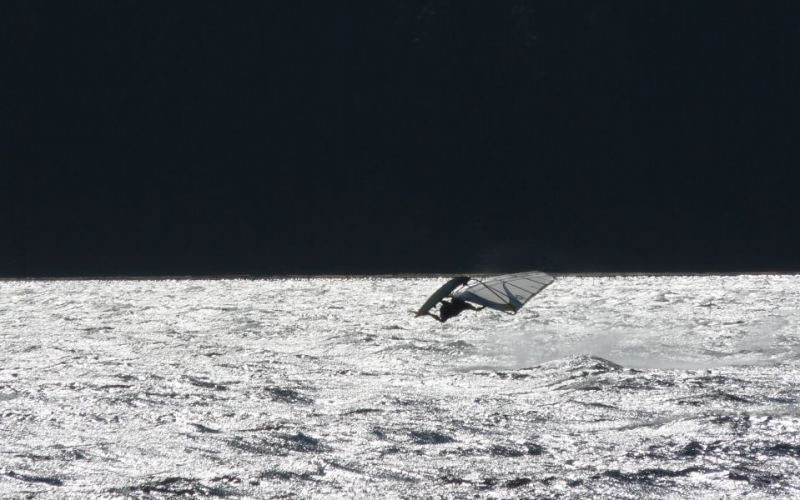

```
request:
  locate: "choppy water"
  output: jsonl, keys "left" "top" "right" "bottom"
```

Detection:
{"left": 1, "top": 275, "right": 799, "bottom": 498}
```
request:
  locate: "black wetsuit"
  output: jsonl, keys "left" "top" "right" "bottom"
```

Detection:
{"left": 439, "top": 298, "right": 476, "bottom": 322}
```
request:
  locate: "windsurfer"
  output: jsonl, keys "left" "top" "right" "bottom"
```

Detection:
{"left": 416, "top": 271, "right": 554, "bottom": 322}
{"left": 428, "top": 297, "right": 483, "bottom": 323}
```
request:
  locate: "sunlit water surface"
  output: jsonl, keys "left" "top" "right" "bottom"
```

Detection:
{"left": 1, "top": 275, "right": 799, "bottom": 498}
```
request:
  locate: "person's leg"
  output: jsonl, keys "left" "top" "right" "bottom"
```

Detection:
{"left": 426, "top": 312, "right": 445, "bottom": 323}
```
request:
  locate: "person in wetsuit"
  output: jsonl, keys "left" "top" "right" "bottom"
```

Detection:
{"left": 432, "top": 297, "right": 483, "bottom": 323}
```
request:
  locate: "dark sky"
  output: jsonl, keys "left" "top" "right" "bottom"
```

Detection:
{"left": 3, "top": 1, "right": 799, "bottom": 276}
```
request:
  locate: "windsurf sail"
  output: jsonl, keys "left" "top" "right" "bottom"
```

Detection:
{"left": 453, "top": 271, "right": 554, "bottom": 313}
{"left": 415, "top": 271, "right": 554, "bottom": 320}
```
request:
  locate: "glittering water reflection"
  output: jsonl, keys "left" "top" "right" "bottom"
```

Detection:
{"left": 1, "top": 275, "right": 799, "bottom": 497}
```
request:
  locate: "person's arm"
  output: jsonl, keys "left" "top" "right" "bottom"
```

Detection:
{"left": 465, "top": 303, "right": 484, "bottom": 311}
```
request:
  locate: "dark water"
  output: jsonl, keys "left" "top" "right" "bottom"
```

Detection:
{"left": 1, "top": 276, "right": 799, "bottom": 497}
